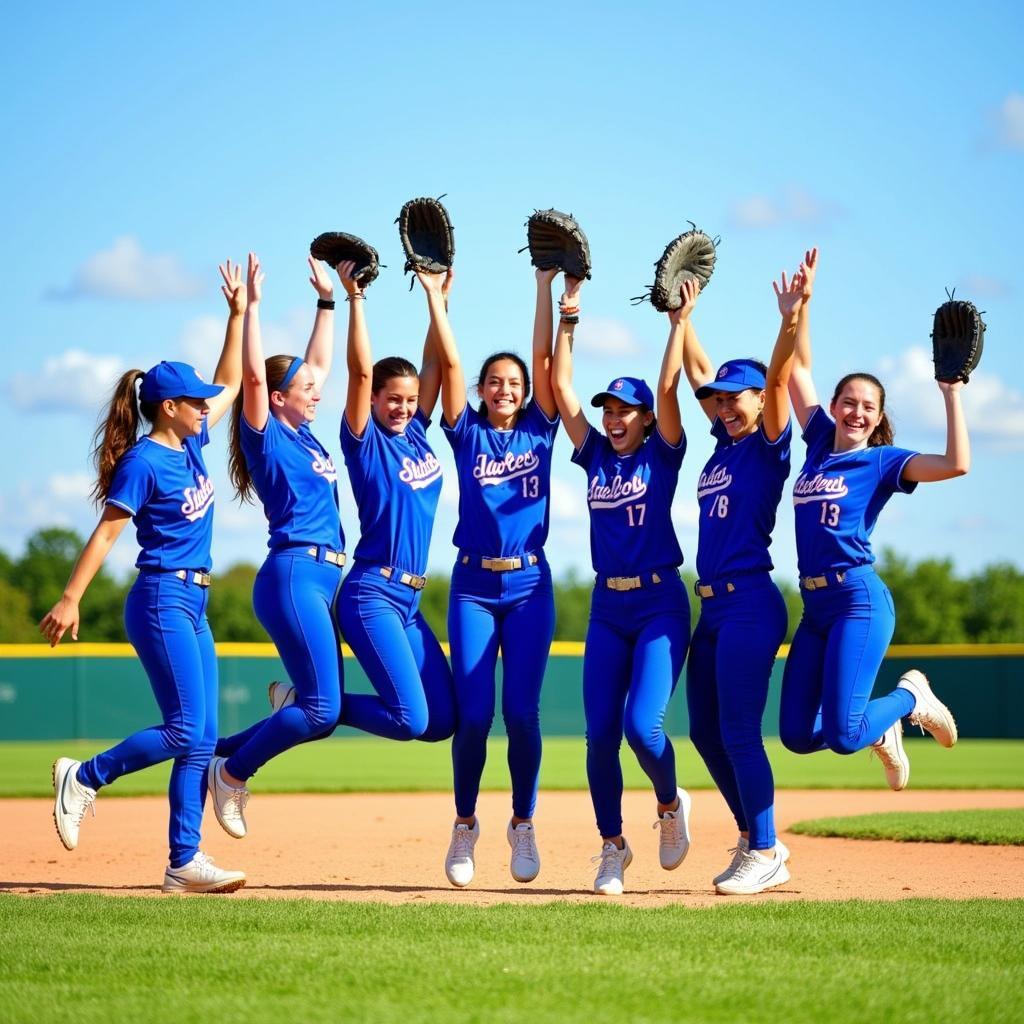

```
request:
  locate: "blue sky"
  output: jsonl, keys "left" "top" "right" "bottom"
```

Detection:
{"left": 2, "top": 2, "right": 1021, "bottom": 582}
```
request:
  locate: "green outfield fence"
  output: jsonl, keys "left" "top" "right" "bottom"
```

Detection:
{"left": 0, "top": 643, "right": 1021, "bottom": 741}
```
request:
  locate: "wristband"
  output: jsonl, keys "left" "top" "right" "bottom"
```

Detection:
{"left": 317, "top": 298, "right": 336, "bottom": 310}
{"left": 345, "top": 293, "right": 365, "bottom": 302}
{"left": 560, "top": 314, "right": 579, "bottom": 325}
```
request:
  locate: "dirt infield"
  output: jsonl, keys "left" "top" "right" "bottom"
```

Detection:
{"left": 4, "top": 789, "right": 1022, "bottom": 906}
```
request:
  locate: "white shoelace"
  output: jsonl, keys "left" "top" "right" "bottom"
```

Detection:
{"left": 728, "top": 851, "right": 764, "bottom": 883}
{"left": 223, "top": 784, "right": 249, "bottom": 820}
{"left": 189, "top": 852, "right": 218, "bottom": 880}
{"left": 591, "top": 844, "right": 625, "bottom": 879}
{"left": 871, "top": 734, "right": 901, "bottom": 769}
{"left": 721, "top": 845, "right": 745, "bottom": 874}
{"left": 450, "top": 826, "right": 475, "bottom": 859}
{"left": 653, "top": 813, "right": 681, "bottom": 846}
{"left": 510, "top": 827, "right": 538, "bottom": 864}
{"left": 71, "top": 787, "right": 97, "bottom": 827}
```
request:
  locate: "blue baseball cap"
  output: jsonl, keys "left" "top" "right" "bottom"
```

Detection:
{"left": 591, "top": 376, "right": 655, "bottom": 410}
{"left": 695, "top": 359, "right": 766, "bottom": 399}
{"left": 140, "top": 361, "right": 224, "bottom": 403}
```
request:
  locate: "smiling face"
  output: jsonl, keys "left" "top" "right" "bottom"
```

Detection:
{"left": 162, "top": 395, "right": 209, "bottom": 438}
{"left": 372, "top": 375, "right": 419, "bottom": 433}
{"left": 271, "top": 363, "right": 319, "bottom": 429}
{"left": 829, "top": 377, "right": 883, "bottom": 450}
{"left": 602, "top": 398, "right": 654, "bottom": 454}
{"left": 713, "top": 387, "right": 765, "bottom": 438}
{"left": 478, "top": 357, "right": 526, "bottom": 426}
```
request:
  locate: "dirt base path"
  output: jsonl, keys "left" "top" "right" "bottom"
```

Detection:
{"left": 4, "top": 789, "right": 1022, "bottom": 906}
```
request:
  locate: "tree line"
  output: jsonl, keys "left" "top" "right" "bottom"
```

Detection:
{"left": 3, "top": 527, "right": 1021, "bottom": 646}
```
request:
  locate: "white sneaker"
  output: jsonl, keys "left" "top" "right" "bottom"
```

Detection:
{"left": 898, "top": 670, "right": 958, "bottom": 748}
{"left": 207, "top": 756, "right": 249, "bottom": 839}
{"left": 715, "top": 847, "right": 790, "bottom": 895}
{"left": 445, "top": 820, "right": 480, "bottom": 887}
{"left": 162, "top": 851, "right": 246, "bottom": 894}
{"left": 871, "top": 719, "right": 910, "bottom": 790}
{"left": 653, "top": 787, "right": 692, "bottom": 870}
{"left": 592, "top": 839, "right": 634, "bottom": 895}
{"left": 268, "top": 680, "right": 296, "bottom": 712}
{"left": 507, "top": 821, "right": 540, "bottom": 883}
{"left": 52, "top": 758, "right": 97, "bottom": 851}
{"left": 713, "top": 836, "right": 750, "bottom": 885}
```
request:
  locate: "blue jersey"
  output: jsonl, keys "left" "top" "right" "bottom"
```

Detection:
{"left": 106, "top": 422, "right": 216, "bottom": 571}
{"left": 240, "top": 414, "right": 343, "bottom": 552}
{"left": 340, "top": 409, "right": 442, "bottom": 576}
{"left": 442, "top": 401, "right": 559, "bottom": 557}
{"left": 571, "top": 426, "right": 685, "bottom": 577}
{"left": 696, "top": 418, "right": 791, "bottom": 580}
{"left": 793, "top": 407, "right": 918, "bottom": 576}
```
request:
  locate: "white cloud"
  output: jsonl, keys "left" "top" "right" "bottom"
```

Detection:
{"left": 878, "top": 345, "right": 1024, "bottom": 446}
{"left": 729, "top": 186, "right": 840, "bottom": 230}
{"left": 549, "top": 475, "right": 587, "bottom": 523}
{"left": 993, "top": 92, "right": 1024, "bottom": 150}
{"left": 10, "top": 348, "right": 124, "bottom": 414}
{"left": 574, "top": 317, "right": 640, "bottom": 358}
{"left": 179, "top": 308, "right": 311, "bottom": 378}
{"left": 672, "top": 499, "right": 700, "bottom": 531}
{"left": 957, "top": 274, "right": 1009, "bottom": 299}
{"left": 48, "top": 236, "right": 203, "bottom": 301}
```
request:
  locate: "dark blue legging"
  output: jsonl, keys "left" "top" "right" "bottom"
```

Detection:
{"left": 583, "top": 574, "right": 690, "bottom": 839}
{"left": 215, "top": 550, "right": 343, "bottom": 780}
{"left": 780, "top": 566, "right": 914, "bottom": 755}
{"left": 686, "top": 574, "right": 787, "bottom": 851}
{"left": 335, "top": 563, "right": 456, "bottom": 742}
{"left": 77, "top": 572, "right": 217, "bottom": 869}
{"left": 448, "top": 558, "right": 555, "bottom": 820}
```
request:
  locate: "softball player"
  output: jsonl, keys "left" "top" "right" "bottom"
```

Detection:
{"left": 782, "top": 250, "right": 966, "bottom": 787}
{"left": 679, "top": 269, "right": 806, "bottom": 895}
{"left": 550, "top": 274, "right": 693, "bottom": 896}
{"left": 427, "top": 266, "right": 559, "bottom": 887}
{"left": 330, "top": 262, "right": 456, "bottom": 745}
{"left": 43, "top": 263, "right": 246, "bottom": 894}
{"left": 205, "top": 253, "right": 346, "bottom": 838}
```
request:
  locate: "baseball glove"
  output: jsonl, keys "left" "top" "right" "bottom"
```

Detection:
{"left": 520, "top": 209, "right": 592, "bottom": 280}
{"left": 932, "top": 291, "right": 985, "bottom": 383}
{"left": 397, "top": 196, "right": 455, "bottom": 277}
{"left": 309, "top": 232, "right": 381, "bottom": 289}
{"left": 633, "top": 225, "right": 718, "bottom": 312}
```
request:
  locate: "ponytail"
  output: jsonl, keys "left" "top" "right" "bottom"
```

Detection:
{"left": 831, "top": 372, "right": 893, "bottom": 448}
{"left": 228, "top": 354, "right": 299, "bottom": 503}
{"left": 91, "top": 369, "right": 154, "bottom": 504}
{"left": 869, "top": 411, "right": 894, "bottom": 447}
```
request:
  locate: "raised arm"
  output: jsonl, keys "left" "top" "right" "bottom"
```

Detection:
{"left": 657, "top": 279, "right": 698, "bottom": 446}
{"left": 902, "top": 380, "right": 970, "bottom": 482}
{"left": 532, "top": 268, "right": 560, "bottom": 419}
{"left": 416, "top": 269, "right": 465, "bottom": 427}
{"left": 303, "top": 256, "right": 336, "bottom": 388}
{"left": 417, "top": 269, "right": 453, "bottom": 420}
{"left": 786, "top": 248, "right": 820, "bottom": 430}
{"left": 238, "top": 253, "right": 269, "bottom": 431}
{"left": 340, "top": 261, "right": 372, "bottom": 438}
{"left": 763, "top": 268, "right": 804, "bottom": 442}
{"left": 206, "top": 259, "right": 246, "bottom": 428}
{"left": 39, "top": 506, "right": 132, "bottom": 646}
{"left": 550, "top": 276, "right": 590, "bottom": 450}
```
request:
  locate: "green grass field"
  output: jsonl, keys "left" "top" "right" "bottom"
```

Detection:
{"left": 790, "top": 807, "right": 1024, "bottom": 845}
{"left": 1, "top": 895, "right": 1021, "bottom": 1024}
{"left": 2, "top": 737, "right": 1022, "bottom": 797}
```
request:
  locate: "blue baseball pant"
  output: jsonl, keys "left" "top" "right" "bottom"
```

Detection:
{"left": 686, "top": 573, "right": 787, "bottom": 851}
{"left": 336, "top": 563, "right": 456, "bottom": 742}
{"left": 76, "top": 572, "right": 217, "bottom": 869}
{"left": 214, "top": 550, "right": 343, "bottom": 780}
{"left": 448, "top": 557, "right": 555, "bottom": 820}
{"left": 780, "top": 565, "right": 915, "bottom": 755}
{"left": 583, "top": 572, "right": 690, "bottom": 839}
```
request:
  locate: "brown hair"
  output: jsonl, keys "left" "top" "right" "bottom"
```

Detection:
{"left": 91, "top": 369, "right": 157, "bottom": 504}
{"left": 476, "top": 351, "right": 531, "bottom": 421}
{"left": 228, "top": 354, "right": 300, "bottom": 504}
{"left": 372, "top": 356, "right": 418, "bottom": 394}
{"left": 830, "top": 372, "right": 893, "bottom": 447}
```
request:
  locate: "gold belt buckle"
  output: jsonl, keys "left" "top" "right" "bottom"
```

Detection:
{"left": 697, "top": 584, "right": 714, "bottom": 599}
{"left": 482, "top": 556, "right": 521, "bottom": 572}
{"left": 400, "top": 571, "right": 427, "bottom": 590}
{"left": 607, "top": 576, "right": 641, "bottom": 592}
{"left": 177, "top": 570, "right": 211, "bottom": 587}
{"left": 802, "top": 575, "right": 827, "bottom": 591}
{"left": 326, "top": 550, "right": 346, "bottom": 567}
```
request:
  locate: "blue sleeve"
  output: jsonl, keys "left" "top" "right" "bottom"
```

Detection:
{"left": 801, "top": 406, "right": 833, "bottom": 448}
{"left": 878, "top": 446, "right": 920, "bottom": 495}
{"left": 710, "top": 418, "right": 729, "bottom": 449}
{"left": 199, "top": 419, "right": 210, "bottom": 449}
{"left": 340, "top": 412, "right": 370, "bottom": 455}
{"left": 412, "top": 409, "right": 432, "bottom": 433}
{"left": 106, "top": 451, "right": 154, "bottom": 516}
{"left": 570, "top": 425, "right": 600, "bottom": 470}
{"left": 240, "top": 413, "right": 279, "bottom": 458}
{"left": 441, "top": 405, "right": 476, "bottom": 453}
{"left": 758, "top": 417, "right": 793, "bottom": 459}
{"left": 524, "top": 399, "right": 560, "bottom": 441}
{"left": 651, "top": 427, "right": 686, "bottom": 469}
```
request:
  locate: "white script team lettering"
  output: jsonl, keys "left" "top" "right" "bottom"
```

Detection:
{"left": 697, "top": 464, "right": 733, "bottom": 500}
{"left": 588, "top": 472, "right": 649, "bottom": 509}
{"left": 306, "top": 447, "right": 338, "bottom": 484}
{"left": 472, "top": 450, "right": 539, "bottom": 486}
{"left": 181, "top": 475, "right": 215, "bottom": 522}
{"left": 792, "top": 472, "right": 849, "bottom": 505}
{"left": 399, "top": 453, "right": 443, "bottom": 490}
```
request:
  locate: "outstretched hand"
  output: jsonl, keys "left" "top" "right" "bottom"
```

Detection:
{"left": 335, "top": 260, "right": 364, "bottom": 298}
{"left": 308, "top": 256, "right": 334, "bottom": 300}
{"left": 442, "top": 267, "right": 455, "bottom": 306}
{"left": 561, "top": 275, "right": 584, "bottom": 308}
{"left": 246, "top": 252, "right": 265, "bottom": 305}
{"left": 798, "top": 247, "right": 818, "bottom": 302}
{"left": 219, "top": 259, "right": 247, "bottom": 315}
{"left": 668, "top": 278, "right": 699, "bottom": 325}
{"left": 773, "top": 269, "right": 804, "bottom": 319}
{"left": 536, "top": 267, "right": 560, "bottom": 288}
{"left": 415, "top": 268, "right": 447, "bottom": 300}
